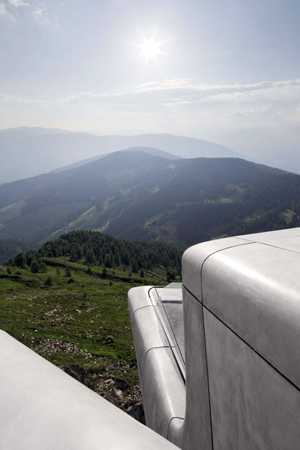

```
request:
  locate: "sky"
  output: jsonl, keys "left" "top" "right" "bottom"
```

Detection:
{"left": 0, "top": 0, "right": 300, "bottom": 154}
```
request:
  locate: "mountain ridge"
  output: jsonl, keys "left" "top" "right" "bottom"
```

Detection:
{"left": 1, "top": 150, "right": 299, "bottom": 248}
{"left": 0, "top": 127, "right": 243, "bottom": 184}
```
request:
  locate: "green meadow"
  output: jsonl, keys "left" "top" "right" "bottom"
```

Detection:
{"left": 0, "top": 257, "right": 174, "bottom": 412}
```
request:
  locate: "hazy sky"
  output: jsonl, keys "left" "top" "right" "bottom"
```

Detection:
{"left": 0, "top": 0, "right": 300, "bottom": 153}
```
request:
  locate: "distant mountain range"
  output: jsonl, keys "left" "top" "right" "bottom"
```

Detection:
{"left": 50, "top": 146, "right": 181, "bottom": 173}
{"left": 1, "top": 150, "right": 300, "bottom": 249}
{"left": 0, "top": 127, "right": 242, "bottom": 184}
{"left": 222, "top": 126, "right": 300, "bottom": 175}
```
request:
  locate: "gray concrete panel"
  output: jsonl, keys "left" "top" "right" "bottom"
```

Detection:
{"left": 236, "top": 227, "right": 300, "bottom": 242}
{"left": 168, "top": 418, "right": 185, "bottom": 447}
{"left": 128, "top": 286, "right": 153, "bottom": 318}
{"left": 0, "top": 331, "right": 180, "bottom": 450}
{"left": 129, "top": 303, "right": 169, "bottom": 381}
{"left": 163, "top": 303, "right": 184, "bottom": 347}
{"left": 202, "top": 243, "right": 300, "bottom": 388}
{"left": 157, "top": 287, "right": 183, "bottom": 302}
{"left": 181, "top": 287, "right": 212, "bottom": 450}
{"left": 142, "top": 346, "right": 185, "bottom": 444}
{"left": 254, "top": 236, "right": 300, "bottom": 253}
{"left": 129, "top": 287, "right": 185, "bottom": 448}
{"left": 182, "top": 237, "right": 250, "bottom": 301}
{"left": 204, "top": 310, "right": 300, "bottom": 450}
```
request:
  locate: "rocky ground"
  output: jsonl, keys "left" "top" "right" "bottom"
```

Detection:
{"left": 33, "top": 337, "right": 145, "bottom": 424}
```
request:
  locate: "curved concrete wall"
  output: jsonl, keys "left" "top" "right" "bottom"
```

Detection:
{"left": 130, "top": 228, "right": 300, "bottom": 450}
{"left": 128, "top": 286, "right": 185, "bottom": 446}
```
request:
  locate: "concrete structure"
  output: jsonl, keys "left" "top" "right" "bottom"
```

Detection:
{"left": 2, "top": 227, "right": 300, "bottom": 449}
{"left": 0, "top": 330, "right": 179, "bottom": 449}
{"left": 129, "top": 228, "right": 300, "bottom": 449}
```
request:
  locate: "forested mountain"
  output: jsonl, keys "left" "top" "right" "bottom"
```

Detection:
{"left": 1, "top": 150, "right": 300, "bottom": 253}
{"left": 0, "top": 127, "right": 241, "bottom": 184}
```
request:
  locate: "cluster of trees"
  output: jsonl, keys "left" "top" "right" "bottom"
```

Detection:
{"left": 5, "top": 230, "right": 183, "bottom": 274}
{"left": 8, "top": 251, "right": 48, "bottom": 273}
{"left": 0, "top": 240, "right": 32, "bottom": 264}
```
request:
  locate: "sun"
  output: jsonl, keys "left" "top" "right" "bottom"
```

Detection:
{"left": 137, "top": 36, "right": 163, "bottom": 63}
{"left": 140, "top": 38, "right": 161, "bottom": 61}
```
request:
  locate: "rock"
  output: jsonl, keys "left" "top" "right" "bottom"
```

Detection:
{"left": 60, "top": 364, "right": 91, "bottom": 388}
{"left": 127, "top": 403, "right": 146, "bottom": 425}
{"left": 114, "top": 389, "right": 123, "bottom": 399}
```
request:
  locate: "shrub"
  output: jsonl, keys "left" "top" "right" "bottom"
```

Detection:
{"left": 44, "top": 276, "right": 53, "bottom": 286}
{"left": 30, "top": 261, "right": 40, "bottom": 274}
{"left": 14, "top": 253, "right": 26, "bottom": 269}
{"left": 39, "top": 261, "right": 48, "bottom": 273}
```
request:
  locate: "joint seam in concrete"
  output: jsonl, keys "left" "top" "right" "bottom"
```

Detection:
{"left": 166, "top": 416, "right": 184, "bottom": 442}
{"left": 200, "top": 276, "right": 215, "bottom": 450}
{"left": 202, "top": 303, "right": 300, "bottom": 393}
{"left": 236, "top": 236, "right": 300, "bottom": 255}
{"left": 132, "top": 304, "right": 153, "bottom": 318}
{"left": 144, "top": 345, "right": 170, "bottom": 360}
{"left": 184, "top": 284, "right": 300, "bottom": 392}
{"left": 183, "top": 241, "right": 253, "bottom": 305}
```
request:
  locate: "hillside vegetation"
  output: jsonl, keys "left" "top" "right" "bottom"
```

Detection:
{"left": 1, "top": 230, "right": 182, "bottom": 416}
{"left": 1, "top": 152, "right": 300, "bottom": 251}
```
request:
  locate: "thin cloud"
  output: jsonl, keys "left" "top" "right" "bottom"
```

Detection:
{"left": 135, "top": 79, "right": 300, "bottom": 103}
{"left": 52, "top": 78, "right": 300, "bottom": 106}
{"left": 1, "top": 78, "right": 300, "bottom": 108}
{"left": 1, "top": 0, "right": 49, "bottom": 21}
{"left": 32, "top": 6, "right": 44, "bottom": 20}
{"left": 8, "top": 0, "right": 30, "bottom": 7}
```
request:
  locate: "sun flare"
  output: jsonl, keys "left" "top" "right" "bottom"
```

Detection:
{"left": 137, "top": 36, "right": 163, "bottom": 63}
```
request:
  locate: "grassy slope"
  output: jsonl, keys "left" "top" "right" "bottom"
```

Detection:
{"left": 0, "top": 258, "right": 173, "bottom": 414}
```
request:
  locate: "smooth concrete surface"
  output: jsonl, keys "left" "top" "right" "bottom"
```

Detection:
{"left": 0, "top": 330, "right": 179, "bottom": 450}
{"left": 142, "top": 347, "right": 185, "bottom": 442}
{"left": 128, "top": 285, "right": 154, "bottom": 315}
{"left": 204, "top": 309, "right": 300, "bottom": 450}
{"left": 182, "top": 237, "right": 251, "bottom": 301}
{"left": 202, "top": 242, "right": 300, "bottom": 388}
{"left": 128, "top": 287, "right": 186, "bottom": 448}
{"left": 129, "top": 228, "right": 300, "bottom": 450}
{"left": 163, "top": 301, "right": 184, "bottom": 360}
{"left": 181, "top": 287, "right": 212, "bottom": 450}
{"left": 130, "top": 303, "right": 169, "bottom": 381}
{"left": 236, "top": 227, "right": 300, "bottom": 242}
{"left": 154, "top": 287, "right": 185, "bottom": 365}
